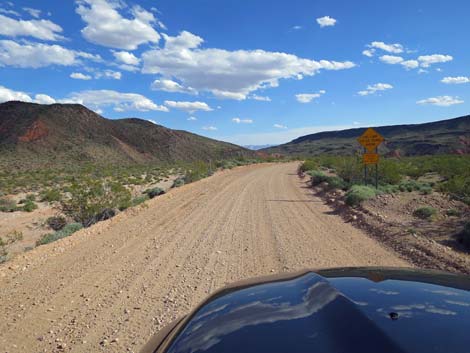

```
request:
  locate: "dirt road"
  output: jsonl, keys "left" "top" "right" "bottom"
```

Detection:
{"left": 0, "top": 163, "right": 408, "bottom": 353}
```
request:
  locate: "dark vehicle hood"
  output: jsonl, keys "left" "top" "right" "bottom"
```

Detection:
{"left": 148, "top": 267, "right": 470, "bottom": 353}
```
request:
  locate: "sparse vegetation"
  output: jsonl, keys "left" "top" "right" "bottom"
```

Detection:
{"left": 345, "top": 185, "right": 377, "bottom": 206}
{"left": 21, "top": 199, "right": 38, "bottom": 212}
{"left": 143, "top": 187, "right": 165, "bottom": 199}
{"left": 47, "top": 216, "right": 67, "bottom": 231}
{"left": 172, "top": 177, "right": 185, "bottom": 188}
{"left": 0, "top": 198, "right": 17, "bottom": 212}
{"left": 413, "top": 206, "right": 437, "bottom": 220}
{"left": 40, "top": 188, "right": 62, "bottom": 202}
{"left": 36, "top": 223, "right": 83, "bottom": 246}
{"left": 446, "top": 209, "right": 461, "bottom": 217}
{"left": 0, "top": 231, "right": 24, "bottom": 263}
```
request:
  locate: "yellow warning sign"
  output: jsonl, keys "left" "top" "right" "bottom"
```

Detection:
{"left": 363, "top": 153, "right": 379, "bottom": 165}
{"left": 357, "top": 128, "right": 384, "bottom": 152}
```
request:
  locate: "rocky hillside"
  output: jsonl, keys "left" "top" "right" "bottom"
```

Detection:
{"left": 262, "top": 115, "right": 470, "bottom": 156}
{"left": 0, "top": 101, "right": 252, "bottom": 169}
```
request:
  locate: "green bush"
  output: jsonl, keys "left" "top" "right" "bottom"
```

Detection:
{"left": 47, "top": 216, "right": 67, "bottom": 231}
{"left": 298, "top": 160, "right": 317, "bottom": 174}
{"left": 22, "top": 200, "right": 38, "bottom": 212}
{"left": 130, "top": 195, "right": 149, "bottom": 207}
{"left": 324, "top": 176, "right": 348, "bottom": 190}
{"left": 413, "top": 206, "right": 437, "bottom": 220}
{"left": 446, "top": 208, "right": 461, "bottom": 217}
{"left": 345, "top": 185, "right": 377, "bottom": 206}
{"left": 0, "top": 198, "right": 17, "bottom": 212}
{"left": 36, "top": 223, "right": 83, "bottom": 246}
{"left": 172, "top": 177, "right": 185, "bottom": 188}
{"left": 60, "top": 181, "right": 131, "bottom": 227}
{"left": 143, "top": 187, "right": 165, "bottom": 199}
{"left": 307, "top": 170, "right": 329, "bottom": 185}
{"left": 185, "top": 161, "right": 210, "bottom": 183}
{"left": 40, "top": 188, "right": 62, "bottom": 202}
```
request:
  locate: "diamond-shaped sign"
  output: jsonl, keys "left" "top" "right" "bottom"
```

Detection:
{"left": 357, "top": 128, "right": 384, "bottom": 152}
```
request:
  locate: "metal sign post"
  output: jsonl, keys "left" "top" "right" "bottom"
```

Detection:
{"left": 357, "top": 128, "right": 384, "bottom": 188}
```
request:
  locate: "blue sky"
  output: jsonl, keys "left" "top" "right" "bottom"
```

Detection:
{"left": 0, "top": 0, "right": 469, "bottom": 145}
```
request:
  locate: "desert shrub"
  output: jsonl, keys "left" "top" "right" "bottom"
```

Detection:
{"left": 324, "top": 176, "right": 348, "bottom": 190}
{"left": 413, "top": 206, "right": 437, "bottom": 220}
{"left": 457, "top": 222, "right": 470, "bottom": 249}
{"left": 47, "top": 216, "right": 67, "bottom": 231}
{"left": 60, "top": 181, "right": 131, "bottom": 227}
{"left": 130, "top": 195, "right": 149, "bottom": 207}
{"left": 40, "top": 188, "right": 62, "bottom": 202}
{"left": 308, "top": 170, "right": 329, "bottom": 186}
{"left": 441, "top": 175, "right": 470, "bottom": 205}
{"left": 420, "top": 185, "right": 433, "bottom": 195}
{"left": 377, "top": 184, "right": 399, "bottom": 194}
{"left": 172, "top": 177, "right": 185, "bottom": 188}
{"left": 446, "top": 209, "right": 461, "bottom": 217}
{"left": 5, "top": 230, "right": 23, "bottom": 243}
{"left": 36, "top": 223, "right": 83, "bottom": 246}
{"left": 0, "top": 198, "right": 17, "bottom": 212}
{"left": 22, "top": 200, "right": 38, "bottom": 212}
{"left": 143, "top": 187, "right": 165, "bottom": 199}
{"left": 345, "top": 185, "right": 377, "bottom": 206}
{"left": 378, "top": 160, "right": 403, "bottom": 185}
{"left": 298, "top": 160, "right": 317, "bottom": 174}
{"left": 185, "top": 161, "right": 210, "bottom": 183}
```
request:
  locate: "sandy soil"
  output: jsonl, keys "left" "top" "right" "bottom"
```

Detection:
{"left": 0, "top": 163, "right": 408, "bottom": 353}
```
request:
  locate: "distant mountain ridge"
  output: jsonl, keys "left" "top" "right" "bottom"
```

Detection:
{"left": 0, "top": 101, "right": 252, "bottom": 169}
{"left": 262, "top": 115, "right": 470, "bottom": 156}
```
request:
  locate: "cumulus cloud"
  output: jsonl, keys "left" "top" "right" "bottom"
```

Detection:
{"left": 151, "top": 79, "right": 196, "bottom": 94}
{"left": 0, "top": 13, "right": 64, "bottom": 41}
{"left": 112, "top": 50, "right": 140, "bottom": 66}
{"left": 95, "top": 69, "right": 121, "bottom": 80}
{"left": 0, "top": 40, "right": 101, "bottom": 68}
{"left": 416, "top": 95, "right": 463, "bottom": 106}
{"left": 202, "top": 126, "right": 217, "bottom": 131}
{"left": 0, "top": 85, "right": 56, "bottom": 104}
{"left": 232, "top": 117, "right": 253, "bottom": 124}
{"left": 362, "top": 49, "right": 375, "bottom": 57}
{"left": 76, "top": 0, "right": 160, "bottom": 50}
{"left": 379, "top": 55, "right": 404, "bottom": 65}
{"left": 401, "top": 60, "right": 419, "bottom": 69}
{"left": 273, "top": 124, "right": 287, "bottom": 129}
{"left": 62, "top": 90, "right": 168, "bottom": 112}
{"left": 316, "top": 16, "right": 336, "bottom": 27}
{"left": 295, "top": 90, "right": 326, "bottom": 103}
{"left": 418, "top": 54, "right": 453, "bottom": 67}
{"left": 70, "top": 72, "right": 92, "bottom": 80}
{"left": 187, "top": 116, "right": 197, "bottom": 121}
{"left": 358, "top": 83, "right": 393, "bottom": 96}
{"left": 34, "top": 94, "right": 56, "bottom": 104}
{"left": 441, "top": 76, "right": 470, "bottom": 84}
{"left": 369, "top": 41, "right": 404, "bottom": 54}
{"left": 163, "top": 100, "right": 213, "bottom": 113}
{"left": 142, "top": 31, "right": 355, "bottom": 100}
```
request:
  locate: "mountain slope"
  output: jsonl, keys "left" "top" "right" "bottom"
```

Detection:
{"left": 0, "top": 101, "right": 251, "bottom": 169}
{"left": 262, "top": 115, "right": 470, "bottom": 156}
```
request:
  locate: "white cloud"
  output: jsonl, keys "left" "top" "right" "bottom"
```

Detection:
{"left": 401, "top": 60, "right": 419, "bottom": 69}
{"left": 142, "top": 31, "right": 355, "bottom": 100}
{"left": 292, "top": 25, "right": 302, "bottom": 30}
{"left": 379, "top": 55, "right": 404, "bottom": 65}
{"left": 70, "top": 72, "right": 92, "bottom": 80}
{"left": 296, "top": 90, "right": 325, "bottom": 103}
{"left": 362, "top": 49, "right": 375, "bottom": 57}
{"left": 358, "top": 83, "right": 393, "bottom": 96}
{"left": 0, "top": 40, "right": 101, "bottom": 68}
{"left": 369, "top": 41, "right": 404, "bottom": 54}
{"left": 95, "top": 69, "right": 121, "bottom": 80}
{"left": 316, "top": 16, "right": 336, "bottom": 27}
{"left": 0, "top": 14, "right": 64, "bottom": 41}
{"left": 441, "top": 76, "right": 470, "bottom": 84}
{"left": 0, "top": 85, "right": 56, "bottom": 105}
{"left": 416, "top": 95, "right": 463, "bottom": 107}
{"left": 151, "top": 79, "right": 196, "bottom": 94}
{"left": 112, "top": 50, "right": 140, "bottom": 66}
{"left": 273, "top": 124, "right": 287, "bottom": 129}
{"left": 202, "top": 126, "right": 217, "bottom": 131}
{"left": 62, "top": 90, "right": 168, "bottom": 112}
{"left": 23, "top": 7, "right": 41, "bottom": 18}
{"left": 418, "top": 54, "right": 453, "bottom": 68}
{"left": 250, "top": 94, "right": 271, "bottom": 102}
{"left": 0, "top": 85, "right": 32, "bottom": 103}
{"left": 232, "top": 117, "right": 253, "bottom": 124}
{"left": 164, "top": 100, "right": 212, "bottom": 113}
{"left": 76, "top": 0, "right": 160, "bottom": 50}
{"left": 0, "top": 8, "right": 20, "bottom": 17}
{"left": 187, "top": 116, "right": 197, "bottom": 121}
{"left": 34, "top": 94, "right": 56, "bottom": 104}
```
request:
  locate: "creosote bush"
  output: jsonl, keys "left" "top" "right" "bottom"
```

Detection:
{"left": 47, "top": 216, "right": 67, "bottom": 231}
{"left": 37, "top": 223, "right": 83, "bottom": 246}
{"left": 413, "top": 206, "right": 437, "bottom": 220}
{"left": 345, "top": 185, "right": 377, "bottom": 206}
{"left": 143, "top": 187, "right": 165, "bottom": 199}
